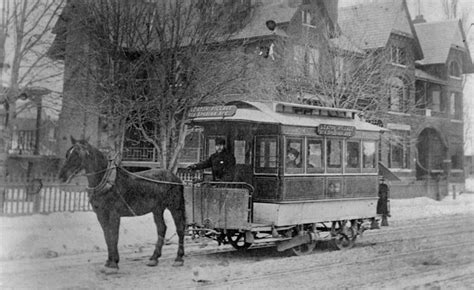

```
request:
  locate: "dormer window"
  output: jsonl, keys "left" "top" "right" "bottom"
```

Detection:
{"left": 449, "top": 61, "right": 461, "bottom": 77}
{"left": 390, "top": 45, "right": 407, "bottom": 66}
{"left": 387, "top": 77, "right": 406, "bottom": 112}
{"left": 302, "top": 10, "right": 314, "bottom": 26}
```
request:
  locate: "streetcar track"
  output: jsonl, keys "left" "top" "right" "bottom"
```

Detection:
{"left": 192, "top": 241, "right": 474, "bottom": 289}
{"left": 5, "top": 223, "right": 469, "bottom": 277}
{"left": 1, "top": 218, "right": 471, "bottom": 276}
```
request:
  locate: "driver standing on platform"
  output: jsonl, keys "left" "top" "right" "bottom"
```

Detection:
{"left": 187, "top": 137, "right": 236, "bottom": 181}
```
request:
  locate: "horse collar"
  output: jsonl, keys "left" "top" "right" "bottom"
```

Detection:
{"left": 87, "top": 161, "right": 117, "bottom": 195}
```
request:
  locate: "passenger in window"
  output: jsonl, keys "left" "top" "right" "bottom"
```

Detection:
{"left": 286, "top": 148, "right": 301, "bottom": 168}
{"left": 327, "top": 182, "right": 337, "bottom": 198}
{"left": 347, "top": 149, "right": 359, "bottom": 168}
{"left": 187, "top": 138, "right": 236, "bottom": 181}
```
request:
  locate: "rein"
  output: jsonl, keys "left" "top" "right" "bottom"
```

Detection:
{"left": 68, "top": 143, "right": 184, "bottom": 217}
{"left": 125, "top": 169, "right": 184, "bottom": 186}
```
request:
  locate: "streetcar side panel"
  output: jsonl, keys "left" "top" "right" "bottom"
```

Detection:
{"left": 184, "top": 184, "right": 251, "bottom": 230}
{"left": 253, "top": 198, "right": 377, "bottom": 226}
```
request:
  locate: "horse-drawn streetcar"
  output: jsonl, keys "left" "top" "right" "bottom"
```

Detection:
{"left": 58, "top": 100, "right": 387, "bottom": 269}
{"left": 185, "top": 101, "right": 386, "bottom": 254}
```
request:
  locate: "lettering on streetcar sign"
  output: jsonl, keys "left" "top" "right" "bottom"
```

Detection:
{"left": 188, "top": 105, "right": 237, "bottom": 118}
{"left": 317, "top": 124, "right": 356, "bottom": 137}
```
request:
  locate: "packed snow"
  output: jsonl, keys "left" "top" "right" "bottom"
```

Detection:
{"left": 0, "top": 189, "right": 473, "bottom": 262}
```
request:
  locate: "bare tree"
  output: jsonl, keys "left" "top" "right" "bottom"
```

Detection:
{"left": 67, "top": 0, "right": 268, "bottom": 171}
{"left": 273, "top": 24, "right": 413, "bottom": 121}
{"left": 0, "top": 0, "right": 65, "bottom": 175}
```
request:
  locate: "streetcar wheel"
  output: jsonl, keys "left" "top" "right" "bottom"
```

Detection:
{"left": 333, "top": 228, "right": 356, "bottom": 250}
{"left": 291, "top": 241, "right": 317, "bottom": 256}
{"left": 226, "top": 231, "right": 252, "bottom": 250}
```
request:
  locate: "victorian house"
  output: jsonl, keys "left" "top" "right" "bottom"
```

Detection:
{"left": 50, "top": 0, "right": 472, "bottom": 195}
{"left": 50, "top": 0, "right": 340, "bottom": 166}
{"left": 338, "top": 0, "right": 472, "bottom": 187}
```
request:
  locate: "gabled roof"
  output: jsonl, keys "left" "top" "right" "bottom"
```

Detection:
{"left": 415, "top": 19, "right": 473, "bottom": 70}
{"left": 339, "top": 0, "right": 422, "bottom": 59}
{"left": 329, "top": 35, "right": 364, "bottom": 54}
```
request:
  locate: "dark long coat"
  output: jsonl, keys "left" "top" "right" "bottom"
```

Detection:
{"left": 377, "top": 183, "right": 390, "bottom": 215}
{"left": 194, "top": 149, "right": 236, "bottom": 181}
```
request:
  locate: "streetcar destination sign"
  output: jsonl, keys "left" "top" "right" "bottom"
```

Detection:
{"left": 188, "top": 105, "right": 237, "bottom": 118}
{"left": 317, "top": 124, "right": 356, "bottom": 137}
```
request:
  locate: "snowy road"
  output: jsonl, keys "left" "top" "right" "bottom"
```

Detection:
{"left": 1, "top": 212, "right": 473, "bottom": 289}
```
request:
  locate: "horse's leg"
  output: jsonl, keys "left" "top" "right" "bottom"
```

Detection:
{"left": 170, "top": 208, "right": 185, "bottom": 267}
{"left": 147, "top": 208, "right": 166, "bottom": 267}
{"left": 96, "top": 210, "right": 121, "bottom": 269}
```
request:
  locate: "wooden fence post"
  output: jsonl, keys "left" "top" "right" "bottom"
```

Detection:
{"left": 0, "top": 188, "right": 4, "bottom": 214}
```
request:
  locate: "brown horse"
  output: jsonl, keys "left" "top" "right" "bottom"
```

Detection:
{"left": 58, "top": 137, "right": 185, "bottom": 269}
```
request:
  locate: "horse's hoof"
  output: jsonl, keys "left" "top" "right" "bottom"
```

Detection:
{"left": 172, "top": 260, "right": 184, "bottom": 267}
{"left": 105, "top": 260, "right": 119, "bottom": 269}
{"left": 146, "top": 259, "right": 159, "bottom": 267}
{"left": 100, "top": 266, "right": 119, "bottom": 275}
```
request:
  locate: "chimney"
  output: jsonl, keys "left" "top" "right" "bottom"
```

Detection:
{"left": 323, "top": 0, "right": 338, "bottom": 25}
{"left": 413, "top": 14, "right": 426, "bottom": 24}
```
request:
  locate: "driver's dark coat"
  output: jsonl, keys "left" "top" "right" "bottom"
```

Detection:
{"left": 194, "top": 149, "right": 235, "bottom": 181}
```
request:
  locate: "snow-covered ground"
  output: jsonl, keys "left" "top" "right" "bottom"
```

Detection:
{"left": 0, "top": 191, "right": 473, "bottom": 262}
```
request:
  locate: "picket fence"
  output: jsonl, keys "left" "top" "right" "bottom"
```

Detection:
{"left": 1, "top": 171, "right": 200, "bottom": 216}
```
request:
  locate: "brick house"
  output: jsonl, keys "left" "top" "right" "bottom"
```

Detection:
{"left": 50, "top": 0, "right": 340, "bottom": 167}
{"left": 339, "top": 0, "right": 472, "bottom": 186}
{"left": 50, "top": 0, "right": 472, "bottom": 193}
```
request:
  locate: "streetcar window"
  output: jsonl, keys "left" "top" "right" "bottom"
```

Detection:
{"left": 307, "top": 138, "right": 324, "bottom": 173}
{"left": 255, "top": 136, "right": 278, "bottom": 174}
{"left": 346, "top": 141, "right": 361, "bottom": 172}
{"left": 285, "top": 138, "right": 303, "bottom": 174}
{"left": 327, "top": 139, "right": 343, "bottom": 172}
{"left": 363, "top": 141, "right": 376, "bottom": 169}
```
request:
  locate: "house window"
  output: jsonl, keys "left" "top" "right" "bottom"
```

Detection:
{"left": 388, "top": 130, "right": 410, "bottom": 169}
{"left": 449, "top": 61, "right": 461, "bottom": 77}
{"left": 387, "top": 77, "right": 405, "bottom": 111}
{"left": 293, "top": 45, "right": 319, "bottom": 78}
{"left": 302, "top": 10, "right": 313, "bottom": 26}
{"left": 415, "top": 80, "right": 426, "bottom": 109}
{"left": 334, "top": 56, "right": 345, "bottom": 80}
{"left": 450, "top": 92, "right": 462, "bottom": 119}
{"left": 390, "top": 45, "right": 407, "bottom": 65}
{"left": 451, "top": 144, "right": 463, "bottom": 169}
{"left": 431, "top": 89, "right": 441, "bottom": 112}
{"left": 294, "top": 45, "right": 306, "bottom": 72}
{"left": 308, "top": 48, "right": 319, "bottom": 77}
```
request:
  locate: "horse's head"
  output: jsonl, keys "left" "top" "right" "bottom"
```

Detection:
{"left": 59, "top": 136, "right": 92, "bottom": 183}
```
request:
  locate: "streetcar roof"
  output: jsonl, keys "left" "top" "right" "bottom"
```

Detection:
{"left": 189, "top": 101, "right": 387, "bottom": 132}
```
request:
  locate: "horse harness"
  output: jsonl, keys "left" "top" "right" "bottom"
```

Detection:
{"left": 86, "top": 160, "right": 117, "bottom": 195}
{"left": 83, "top": 155, "right": 183, "bottom": 216}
